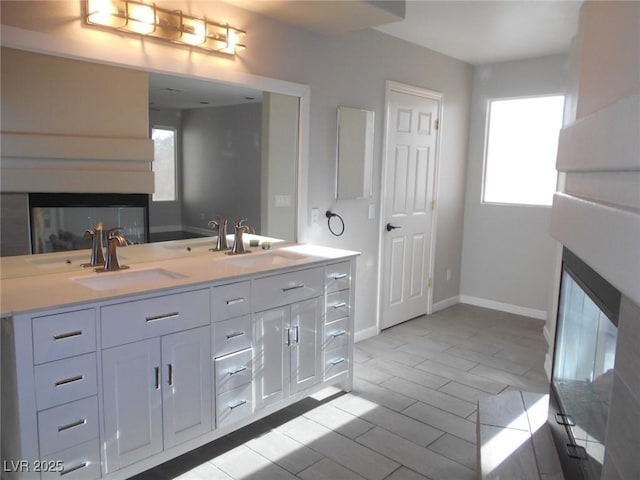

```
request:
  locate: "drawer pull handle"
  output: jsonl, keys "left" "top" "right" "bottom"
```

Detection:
{"left": 286, "top": 328, "right": 291, "bottom": 347}
{"left": 146, "top": 312, "right": 179, "bottom": 323}
{"left": 154, "top": 366, "right": 160, "bottom": 390}
{"left": 333, "top": 273, "right": 348, "bottom": 280}
{"left": 331, "top": 302, "right": 348, "bottom": 309}
{"left": 55, "top": 375, "right": 84, "bottom": 387}
{"left": 53, "top": 330, "right": 83, "bottom": 340}
{"left": 61, "top": 462, "right": 88, "bottom": 476}
{"left": 58, "top": 419, "right": 87, "bottom": 432}
{"left": 226, "top": 331, "right": 245, "bottom": 340}
{"left": 331, "top": 330, "right": 347, "bottom": 338}
{"left": 168, "top": 363, "right": 174, "bottom": 386}
{"left": 229, "top": 400, "right": 247, "bottom": 410}
{"left": 330, "top": 358, "right": 346, "bottom": 366}
{"left": 282, "top": 284, "right": 305, "bottom": 292}
{"left": 294, "top": 325, "right": 300, "bottom": 344}
{"left": 229, "top": 366, "right": 248, "bottom": 376}
{"left": 226, "top": 297, "right": 245, "bottom": 306}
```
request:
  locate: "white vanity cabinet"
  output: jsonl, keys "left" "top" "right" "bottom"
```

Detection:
{"left": 323, "top": 261, "right": 353, "bottom": 382}
{"left": 2, "top": 307, "right": 102, "bottom": 480}
{"left": 253, "top": 267, "right": 324, "bottom": 408}
{"left": 100, "top": 290, "right": 211, "bottom": 473}
{"left": 1, "top": 249, "right": 356, "bottom": 480}
{"left": 211, "top": 281, "right": 254, "bottom": 428}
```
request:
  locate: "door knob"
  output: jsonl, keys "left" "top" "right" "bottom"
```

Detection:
{"left": 386, "top": 223, "right": 401, "bottom": 232}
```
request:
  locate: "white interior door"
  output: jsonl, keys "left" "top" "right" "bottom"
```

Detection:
{"left": 381, "top": 84, "right": 440, "bottom": 330}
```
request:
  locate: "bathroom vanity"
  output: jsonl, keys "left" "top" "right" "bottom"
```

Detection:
{"left": 1, "top": 239, "right": 358, "bottom": 479}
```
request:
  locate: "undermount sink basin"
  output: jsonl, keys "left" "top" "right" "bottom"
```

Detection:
{"left": 219, "top": 250, "right": 307, "bottom": 268}
{"left": 73, "top": 268, "right": 186, "bottom": 291}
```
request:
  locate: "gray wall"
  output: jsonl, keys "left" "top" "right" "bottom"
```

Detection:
{"left": 0, "top": 1, "right": 473, "bottom": 339}
{"left": 181, "top": 103, "right": 262, "bottom": 234}
{"left": 460, "top": 55, "right": 569, "bottom": 317}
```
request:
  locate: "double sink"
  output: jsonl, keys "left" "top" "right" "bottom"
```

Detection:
{"left": 71, "top": 248, "right": 308, "bottom": 292}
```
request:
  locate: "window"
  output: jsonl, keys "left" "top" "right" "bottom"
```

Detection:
{"left": 151, "top": 127, "right": 177, "bottom": 202}
{"left": 483, "top": 95, "right": 565, "bottom": 206}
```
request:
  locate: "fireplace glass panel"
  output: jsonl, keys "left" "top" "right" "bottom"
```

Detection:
{"left": 552, "top": 259, "right": 619, "bottom": 479}
{"left": 29, "top": 194, "right": 148, "bottom": 254}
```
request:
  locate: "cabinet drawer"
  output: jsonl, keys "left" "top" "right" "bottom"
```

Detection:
{"left": 216, "top": 383, "right": 253, "bottom": 428}
{"left": 215, "top": 347, "right": 253, "bottom": 395}
{"left": 38, "top": 396, "right": 99, "bottom": 457}
{"left": 101, "top": 289, "right": 210, "bottom": 348}
{"left": 325, "top": 261, "right": 351, "bottom": 294}
{"left": 41, "top": 438, "right": 101, "bottom": 480}
{"left": 213, "top": 315, "right": 252, "bottom": 358}
{"left": 324, "top": 346, "right": 349, "bottom": 380}
{"left": 253, "top": 267, "right": 323, "bottom": 312}
{"left": 32, "top": 309, "right": 96, "bottom": 365}
{"left": 212, "top": 281, "right": 251, "bottom": 321}
{"left": 35, "top": 353, "right": 97, "bottom": 411}
{"left": 325, "top": 290, "right": 350, "bottom": 323}
{"left": 324, "top": 317, "right": 349, "bottom": 352}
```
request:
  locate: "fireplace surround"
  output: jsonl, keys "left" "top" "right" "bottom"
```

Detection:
{"left": 549, "top": 248, "right": 622, "bottom": 479}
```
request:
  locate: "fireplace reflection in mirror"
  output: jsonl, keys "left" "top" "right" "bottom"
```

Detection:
{"left": 550, "top": 248, "right": 621, "bottom": 480}
{"left": 29, "top": 193, "right": 149, "bottom": 254}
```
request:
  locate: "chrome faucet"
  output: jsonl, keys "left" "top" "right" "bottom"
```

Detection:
{"left": 208, "top": 216, "right": 229, "bottom": 251}
{"left": 229, "top": 218, "right": 255, "bottom": 255}
{"left": 96, "top": 227, "right": 129, "bottom": 272}
{"left": 82, "top": 222, "right": 105, "bottom": 267}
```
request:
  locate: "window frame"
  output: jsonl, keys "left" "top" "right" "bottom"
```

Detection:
{"left": 481, "top": 94, "right": 565, "bottom": 208}
{"left": 151, "top": 125, "right": 178, "bottom": 203}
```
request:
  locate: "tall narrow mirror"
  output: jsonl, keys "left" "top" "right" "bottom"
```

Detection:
{"left": 336, "top": 106, "right": 374, "bottom": 200}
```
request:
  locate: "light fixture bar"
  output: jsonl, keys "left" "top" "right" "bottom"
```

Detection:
{"left": 85, "top": 0, "right": 246, "bottom": 55}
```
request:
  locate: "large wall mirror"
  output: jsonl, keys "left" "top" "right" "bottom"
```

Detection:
{"left": 147, "top": 72, "right": 299, "bottom": 242}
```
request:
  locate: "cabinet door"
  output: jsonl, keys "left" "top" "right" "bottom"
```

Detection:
{"left": 290, "top": 298, "right": 321, "bottom": 395}
{"left": 254, "top": 307, "right": 288, "bottom": 408}
{"left": 102, "top": 338, "right": 162, "bottom": 473}
{"left": 161, "top": 326, "right": 212, "bottom": 449}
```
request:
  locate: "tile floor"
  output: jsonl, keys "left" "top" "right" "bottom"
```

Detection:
{"left": 132, "top": 304, "right": 550, "bottom": 480}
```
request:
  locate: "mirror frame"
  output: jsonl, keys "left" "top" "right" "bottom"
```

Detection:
{"left": 1, "top": 25, "right": 310, "bottom": 243}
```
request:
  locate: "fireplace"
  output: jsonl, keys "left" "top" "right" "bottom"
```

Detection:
{"left": 28, "top": 193, "right": 149, "bottom": 254}
{"left": 549, "top": 248, "right": 622, "bottom": 480}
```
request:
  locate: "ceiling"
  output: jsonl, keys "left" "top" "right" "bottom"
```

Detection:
{"left": 149, "top": 0, "right": 583, "bottom": 109}
{"left": 374, "top": 1, "right": 582, "bottom": 65}
{"left": 232, "top": 0, "right": 583, "bottom": 66}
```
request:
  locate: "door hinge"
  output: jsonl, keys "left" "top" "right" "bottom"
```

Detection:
{"left": 434, "top": 119, "right": 439, "bottom": 130}
{"left": 427, "top": 278, "right": 433, "bottom": 288}
{"left": 430, "top": 200, "right": 436, "bottom": 211}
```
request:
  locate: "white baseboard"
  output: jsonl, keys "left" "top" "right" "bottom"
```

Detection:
{"left": 459, "top": 295, "right": 547, "bottom": 320}
{"left": 542, "top": 324, "right": 554, "bottom": 345}
{"left": 354, "top": 326, "right": 378, "bottom": 343}
{"left": 432, "top": 295, "right": 460, "bottom": 313}
{"left": 544, "top": 353, "right": 553, "bottom": 380}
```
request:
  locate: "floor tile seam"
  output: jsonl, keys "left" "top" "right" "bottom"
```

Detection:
{"left": 445, "top": 344, "right": 532, "bottom": 371}
{"left": 379, "top": 375, "right": 478, "bottom": 414}
{"left": 351, "top": 425, "right": 474, "bottom": 478}
{"left": 242, "top": 434, "right": 320, "bottom": 476}
{"left": 275, "top": 422, "right": 398, "bottom": 480}
{"left": 338, "top": 401, "right": 448, "bottom": 448}
{"left": 381, "top": 465, "right": 435, "bottom": 480}
{"left": 294, "top": 455, "right": 360, "bottom": 480}
{"left": 400, "top": 401, "right": 479, "bottom": 436}
{"left": 301, "top": 408, "right": 378, "bottom": 439}
{"left": 413, "top": 362, "right": 507, "bottom": 394}
{"left": 424, "top": 441, "right": 477, "bottom": 471}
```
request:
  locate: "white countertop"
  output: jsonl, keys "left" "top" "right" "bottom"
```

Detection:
{"left": 0, "top": 237, "right": 359, "bottom": 316}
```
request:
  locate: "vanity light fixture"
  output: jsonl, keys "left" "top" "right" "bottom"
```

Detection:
{"left": 84, "top": 0, "right": 246, "bottom": 55}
